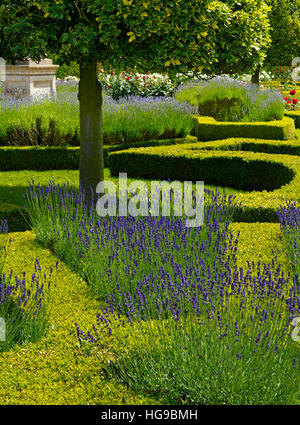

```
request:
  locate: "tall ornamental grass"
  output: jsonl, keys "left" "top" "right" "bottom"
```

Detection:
{"left": 176, "top": 77, "right": 285, "bottom": 122}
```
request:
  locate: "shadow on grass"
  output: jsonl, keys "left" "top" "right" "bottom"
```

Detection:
{"left": 0, "top": 182, "right": 79, "bottom": 232}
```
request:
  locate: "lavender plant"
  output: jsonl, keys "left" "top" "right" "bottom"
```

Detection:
{"left": 176, "top": 77, "right": 285, "bottom": 122}
{"left": 76, "top": 257, "right": 300, "bottom": 405}
{"left": 23, "top": 181, "right": 237, "bottom": 307}
{"left": 277, "top": 202, "right": 300, "bottom": 284}
{"left": 22, "top": 181, "right": 300, "bottom": 403}
{"left": 0, "top": 219, "right": 58, "bottom": 352}
{"left": 0, "top": 83, "right": 196, "bottom": 146}
{"left": 0, "top": 259, "right": 57, "bottom": 352}
{"left": 0, "top": 219, "right": 11, "bottom": 275}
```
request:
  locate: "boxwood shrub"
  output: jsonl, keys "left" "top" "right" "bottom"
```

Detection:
{"left": 108, "top": 143, "right": 300, "bottom": 222}
{"left": 285, "top": 111, "right": 300, "bottom": 129}
{"left": 0, "top": 136, "right": 197, "bottom": 171}
{"left": 189, "top": 137, "right": 300, "bottom": 155}
{"left": 192, "top": 116, "right": 295, "bottom": 141}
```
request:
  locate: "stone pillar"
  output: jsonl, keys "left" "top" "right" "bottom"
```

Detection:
{"left": 3, "top": 58, "right": 59, "bottom": 99}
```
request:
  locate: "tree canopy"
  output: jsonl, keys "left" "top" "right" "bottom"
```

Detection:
{"left": 0, "top": 0, "right": 271, "bottom": 76}
{"left": 264, "top": 0, "right": 300, "bottom": 70}
{"left": 0, "top": 0, "right": 272, "bottom": 198}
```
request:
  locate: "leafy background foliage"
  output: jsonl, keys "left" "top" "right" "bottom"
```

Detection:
{"left": 0, "top": 0, "right": 271, "bottom": 77}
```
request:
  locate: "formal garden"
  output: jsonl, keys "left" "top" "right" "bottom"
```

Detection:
{"left": 0, "top": 0, "right": 300, "bottom": 407}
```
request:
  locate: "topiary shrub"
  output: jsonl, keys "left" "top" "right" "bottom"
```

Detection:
{"left": 192, "top": 116, "right": 295, "bottom": 141}
{"left": 108, "top": 143, "right": 300, "bottom": 222}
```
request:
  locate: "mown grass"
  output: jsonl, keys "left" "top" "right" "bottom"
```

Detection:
{"left": 0, "top": 168, "right": 247, "bottom": 211}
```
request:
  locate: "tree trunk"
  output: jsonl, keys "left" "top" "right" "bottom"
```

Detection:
{"left": 251, "top": 67, "right": 260, "bottom": 85}
{"left": 78, "top": 62, "right": 104, "bottom": 205}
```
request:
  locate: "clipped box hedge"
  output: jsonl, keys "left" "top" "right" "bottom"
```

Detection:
{"left": 192, "top": 115, "right": 295, "bottom": 141}
{"left": 0, "top": 135, "right": 197, "bottom": 171}
{"left": 189, "top": 137, "right": 300, "bottom": 156}
{"left": 108, "top": 143, "right": 300, "bottom": 222}
{"left": 285, "top": 110, "right": 300, "bottom": 129}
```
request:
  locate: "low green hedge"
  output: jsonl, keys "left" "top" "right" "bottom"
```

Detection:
{"left": 192, "top": 115, "right": 295, "bottom": 141}
{"left": 108, "top": 143, "right": 300, "bottom": 222}
{"left": 0, "top": 136, "right": 197, "bottom": 171}
{"left": 285, "top": 111, "right": 300, "bottom": 129}
{"left": 189, "top": 137, "right": 300, "bottom": 155}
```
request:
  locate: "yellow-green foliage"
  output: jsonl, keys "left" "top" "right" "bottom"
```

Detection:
{"left": 229, "top": 222, "right": 292, "bottom": 273}
{"left": 0, "top": 232, "right": 158, "bottom": 405}
{"left": 0, "top": 136, "right": 197, "bottom": 171}
{"left": 192, "top": 115, "right": 295, "bottom": 141}
{"left": 0, "top": 223, "right": 294, "bottom": 404}
{"left": 109, "top": 141, "right": 300, "bottom": 222}
{"left": 190, "top": 137, "right": 300, "bottom": 155}
{"left": 285, "top": 111, "right": 300, "bottom": 129}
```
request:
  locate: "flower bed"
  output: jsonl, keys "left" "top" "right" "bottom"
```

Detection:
{"left": 1, "top": 80, "right": 300, "bottom": 405}
{"left": 0, "top": 231, "right": 155, "bottom": 404}
{"left": 176, "top": 77, "right": 285, "bottom": 122}
{"left": 0, "top": 90, "right": 196, "bottom": 147}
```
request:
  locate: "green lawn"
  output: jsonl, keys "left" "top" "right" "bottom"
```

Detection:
{"left": 0, "top": 168, "right": 248, "bottom": 212}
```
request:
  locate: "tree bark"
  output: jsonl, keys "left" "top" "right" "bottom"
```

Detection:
{"left": 251, "top": 67, "right": 260, "bottom": 85}
{"left": 78, "top": 62, "right": 104, "bottom": 205}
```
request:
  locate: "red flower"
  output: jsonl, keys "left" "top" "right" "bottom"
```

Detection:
{"left": 108, "top": 85, "right": 112, "bottom": 88}
{"left": 283, "top": 96, "right": 289, "bottom": 101}
{"left": 290, "top": 89, "right": 296, "bottom": 95}
{"left": 292, "top": 98, "right": 298, "bottom": 104}
{"left": 287, "top": 100, "right": 292, "bottom": 104}
{"left": 126, "top": 76, "right": 130, "bottom": 80}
